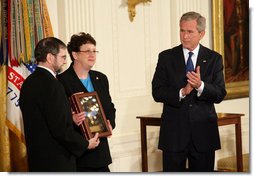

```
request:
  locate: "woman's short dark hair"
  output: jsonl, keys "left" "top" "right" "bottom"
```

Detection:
{"left": 67, "top": 32, "right": 96, "bottom": 61}
{"left": 34, "top": 37, "right": 66, "bottom": 63}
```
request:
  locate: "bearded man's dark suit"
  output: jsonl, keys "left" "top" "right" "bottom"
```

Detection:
{"left": 57, "top": 63, "right": 116, "bottom": 169}
{"left": 20, "top": 67, "right": 88, "bottom": 172}
{"left": 152, "top": 44, "right": 227, "bottom": 168}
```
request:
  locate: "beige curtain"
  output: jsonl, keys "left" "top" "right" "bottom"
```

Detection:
{"left": 0, "top": 66, "right": 28, "bottom": 172}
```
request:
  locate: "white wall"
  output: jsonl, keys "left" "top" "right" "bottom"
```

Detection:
{"left": 46, "top": 0, "right": 249, "bottom": 172}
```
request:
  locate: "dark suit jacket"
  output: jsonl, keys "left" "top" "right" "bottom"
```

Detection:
{"left": 19, "top": 67, "right": 88, "bottom": 172}
{"left": 57, "top": 63, "right": 116, "bottom": 168}
{"left": 152, "top": 44, "right": 227, "bottom": 153}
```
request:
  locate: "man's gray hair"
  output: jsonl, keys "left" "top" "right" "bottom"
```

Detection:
{"left": 180, "top": 11, "right": 206, "bottom": 32}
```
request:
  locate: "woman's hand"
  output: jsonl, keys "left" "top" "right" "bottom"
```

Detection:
{"left": 107, "top": 120, "right": 113, "bottom": 138}
{"left": 88, "top": 133, "right": 100, "bottom": 149}
{"left": 72, "top": 112, "right": 86, "bottom": 126}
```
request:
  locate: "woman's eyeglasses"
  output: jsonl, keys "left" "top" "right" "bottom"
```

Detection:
{"left": 78, "top": 50, "right": 99, "bottom": 55}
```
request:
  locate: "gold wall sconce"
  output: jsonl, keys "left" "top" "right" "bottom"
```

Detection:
{"left": 126, "top": 0, "right": 152, "bottom": 22}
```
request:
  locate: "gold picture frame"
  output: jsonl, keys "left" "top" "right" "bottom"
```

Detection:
{"left": 212, "top": 0, "right": 249, "bottom": 99}
{"left": 69, "top": 91, "right": 111, "bottom": 139}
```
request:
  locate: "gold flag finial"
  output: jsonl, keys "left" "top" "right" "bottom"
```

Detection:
{"left": 127, "top": 0, "right": 151, "bottom": 22}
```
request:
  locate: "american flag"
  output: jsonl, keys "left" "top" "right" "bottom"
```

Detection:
{"left": 24, "top": 63, "right": 37, "bottom": 73}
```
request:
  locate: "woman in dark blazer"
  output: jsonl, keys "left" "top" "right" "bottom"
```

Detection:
{"left": 57, "top": 32, "right": 116, "bottom": 172}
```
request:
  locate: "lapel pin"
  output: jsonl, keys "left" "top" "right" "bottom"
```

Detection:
{"left": 96, "top": 77, "right": 99, "bottom": 80}
{"left": 203, "top": 60, "right": 206, "bottom": 63}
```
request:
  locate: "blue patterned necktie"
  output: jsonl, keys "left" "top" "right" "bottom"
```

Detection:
{"left": 186, "top": 52, "right": 194, "bottom": 73}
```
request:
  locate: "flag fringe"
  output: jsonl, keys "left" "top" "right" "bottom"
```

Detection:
{"left": 5, "top": 119, "right": 26, "bottom": 144}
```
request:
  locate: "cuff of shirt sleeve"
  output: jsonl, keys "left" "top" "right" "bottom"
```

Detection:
{"left": 179, "top": 88, "right": 186, "bottom": 101}
{"left": 196, "top": 81, "right": 204, "bottom": 97}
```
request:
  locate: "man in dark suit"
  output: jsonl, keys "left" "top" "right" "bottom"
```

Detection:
{"left": 152, "top": 11, "right": 227, "bottom": 172}
{"left": 19, "top": 37, "right": 100, "bottom": 172}
{"left": 57, "top": 32, "right": 116, "bottom": 172}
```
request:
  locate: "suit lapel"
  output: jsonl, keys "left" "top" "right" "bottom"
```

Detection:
{"left": 174, "top": 45, "right": 188, "bottom": 85}
{"left": 69, "top": 65, "right": 89, "bottom": 92}
{"left": 196, "top": 45, "right": 208, "bottom": 78}
{"left": 89, "top": 71, "right": 100, "bottom": 92}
